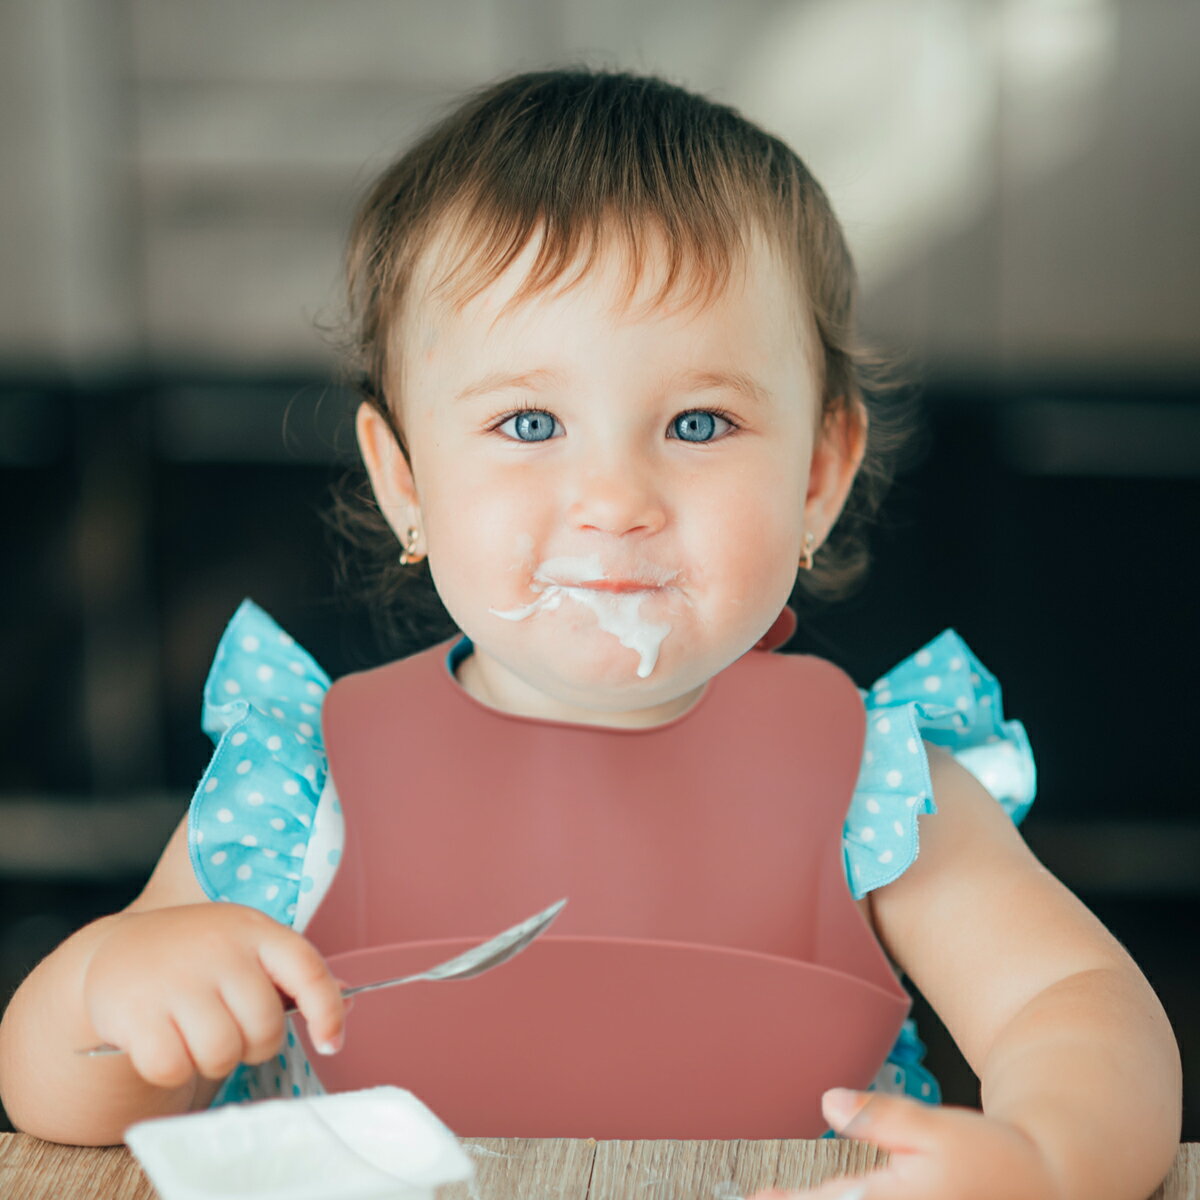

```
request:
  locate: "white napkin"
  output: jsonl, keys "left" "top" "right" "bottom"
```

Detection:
{"left": 124, "top": 1086, "right": 475, "bottom": 1200}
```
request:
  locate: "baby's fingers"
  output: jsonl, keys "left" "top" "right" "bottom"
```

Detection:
{"left": 125, "top": 1016, "right": 201, "bottom": 1091}
{"left": 217, "top": 973, "right": 289, "bottom": 1066}
{"left": 256, "top": 934, "right": 346, "bottom": 1055}
{"left": 171, "top": 993, "right": 247, "bottom": 1081}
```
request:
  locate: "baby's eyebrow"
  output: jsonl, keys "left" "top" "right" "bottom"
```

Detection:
{"left": 671, "top": 368, "right": 772, "bottom": 407}
{"left": 454, "top": 368, "right": 563, "bottom": 403}
{"left": 454, "top": 366, "right": 771, "bottom": 406}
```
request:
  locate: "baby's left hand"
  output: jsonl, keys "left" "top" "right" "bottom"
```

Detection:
{"left": 747, "top": 1089, "right": 1065, "bottom": 1200}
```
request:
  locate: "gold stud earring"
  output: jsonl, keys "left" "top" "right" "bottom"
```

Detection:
{"left": 799, "top": 531, "right": 816, "bottom": 570}
{"left": 398, "top": 526, "right": 426, "bottom": 566}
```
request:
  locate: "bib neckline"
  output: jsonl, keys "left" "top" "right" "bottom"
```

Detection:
{"left": 438, "top": 633, "right": 716, "bottom": 735}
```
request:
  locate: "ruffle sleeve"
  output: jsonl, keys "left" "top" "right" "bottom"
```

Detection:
{"left": 844, "top": 628, "right": 1037, "bottom": 900}
{"left": 188, "top": 599, "right": 335, "bottom": 927}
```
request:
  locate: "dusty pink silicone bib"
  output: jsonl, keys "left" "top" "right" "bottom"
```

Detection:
{"left": 303, "top": 608, "right": 910, "bottom": 1137}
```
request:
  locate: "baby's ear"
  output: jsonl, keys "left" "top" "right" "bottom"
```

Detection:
{"left": 355, "top": 401, "right": 421, "bottom": 536}
{"left": 805, "top": 397, "right": 867, "bottom": 524}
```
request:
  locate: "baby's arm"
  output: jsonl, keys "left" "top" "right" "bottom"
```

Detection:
{"left": 849, "top": 744, "right": 1182, "bottom": 1200}
{"left": 0, "top": 814, "right": 347, "bottom": 1146}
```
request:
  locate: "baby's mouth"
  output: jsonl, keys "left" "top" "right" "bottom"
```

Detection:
{"left": 530, "top": 557, "right": 681, "bottom": 595}
{"left": 561, "top": 579, "right": 663, "bottom": 594}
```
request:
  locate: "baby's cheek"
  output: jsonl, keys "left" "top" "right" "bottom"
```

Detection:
{"left": 724, "top": 518, "right": 798, "bottom": 594}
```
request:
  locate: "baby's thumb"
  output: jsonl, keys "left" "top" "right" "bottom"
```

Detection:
{"left": 822, "top": 1088, "right": 936, "bottom": 1152}
{"left": 332, "top": 979, "right": 355, "bottom": 1015}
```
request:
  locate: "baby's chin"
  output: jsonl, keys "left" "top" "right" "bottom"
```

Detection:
{"left": 484, "top": 619, "right": 725, "bottom": 714}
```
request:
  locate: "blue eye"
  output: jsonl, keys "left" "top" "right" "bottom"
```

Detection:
{"left": 671, "top": 410, "right": 729, "bottom": 442}
{"left": 499, "top": 409, "right": 559, "bottom": 442}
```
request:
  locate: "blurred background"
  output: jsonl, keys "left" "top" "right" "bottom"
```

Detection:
{"left": 1, "top": 0, "right": 1197, "bottom": 1137}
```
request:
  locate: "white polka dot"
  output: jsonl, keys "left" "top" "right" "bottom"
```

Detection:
{"left": 270, "top": 817, "right": 286, "bottom": 831}
{"left": 300, "top": 702, "right": 316, "bottom": 715}
{"left": 956, "top": 696, "right": 969, "bottom": 710}
{"left": 981, "top": 695, "right": 992, "bottom": 706}
{"left": 305, "top": 682, "right": 321, "bottom": 697}
{"left": 875, "top": 717, "right": 891, "bottom": 734}
{"left": 279, "top": 631, "right": 294, "bottom": 647}
{"left": 240, "top": 835, "right": 258, "bottom": 847}
{"left": 217, "top": 808, "right": 233, "bottom": 823}
{"left": 970, "top": 673, "right": 981, "bottom": 686}
{"left": 231, "top": 731, "right": 248, "bottom": 746}
{"left": 256, "top": 665, "right": 274, "bottom": 683}
{"left": 211, "top": 850, "right": 227, "bottom": 865}
{"left": 865, "top": 798, "right": 881, "bottom": 814}
{"left": 296, "top": 813, "right": 310, "bottom": 827}
{"left": 949, "top": 657, "right": 963, "bottom": 671}
{"left": 983, "top": 770, "right": 999, "bottom": 789}
{"left": 923, "top": 675, "right": 941, "bottom": 692}
{"left": 298, "top": 722, "right": 314, "bottom": 739}
{"left": 286, "top": 903, "right": 297, "bottom": 916}
{"left": 878, "top": 849, "right": 894, "bottom": 864}
{"left": 236, "top": 760, "right": 252, "bottom": 775}
{"left": 282, "top": 780, "right": 300, "bottom": 796}
{"left": 907, "top": 738, "right": 919, "bottom": 754}
{"left": 266, "top": 884, "right": 280, "bottom": 901}
{"left": 886, "top": 769, "right": 903, "bottom": 787}
{"left": 921, "top": 1082, "right": 931, "bottom": 1097}
{"left": 289, "top": 661, "right": 304, "bottom": 675}
{"left": 262, "top": 848, "right": 278, "bottom": 858}
{"left": 906, "top": 795, "right": 920, "bottom": 807}
{"left": 204, "top": 778, "right": 218, "bottom": 793}
{"left": 860, "top": 827, "right": 876, "bottom": 842}
{"left": 915, "top": 650, "right": 932, "bottom": 667}
{"left": 247, "top": 791, "right": 264, "bottom": 806}
{"left": 236, "top": 864, "right": 252, "bottom": 881}
{"left": 873, "top": 678, "right": 890, "bottom": 691}
{"left": 893, "top": 820, "right": 905, "bottom": 836}
{"left": 195, "top": 829, "right": 205, "bottom": 844}
{"left": 864, "top": 749, "right": 875, "bottom": 764}
{"left": 303, "top": 764, "right": 317, "bottom": 784}
{"left": 291, "top": 843, "right": 306, "bottom": 857}
{"left": 271, "top": 707, "right": 285, "bottom": 719}
{"left": 241, "top": 635, "right": 260, "bottom": 653}
{"left": 224, "top": 679, "right": 241, "bottom": 695}
{"left": 266, "top": 736, "right": 283, "bottom": 751}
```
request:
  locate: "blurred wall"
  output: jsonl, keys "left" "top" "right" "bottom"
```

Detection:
{"left": 1, "top": 0, "right": 1197, "bottom": 377}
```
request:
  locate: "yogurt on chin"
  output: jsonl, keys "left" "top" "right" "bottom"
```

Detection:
{"left": 488, "top": 553, "right": 682, "bottom": 679}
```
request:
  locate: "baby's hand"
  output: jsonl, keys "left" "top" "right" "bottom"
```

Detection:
{"left": 747, "top": 1089, "right": 1064, "bottom": 1200}
{"left": 82, "top": 903, "right": 346, "bottom": 1090}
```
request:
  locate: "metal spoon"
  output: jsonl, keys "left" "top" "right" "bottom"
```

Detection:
{"left": 80, "top": 897, "right": 567, "bottom": 1056}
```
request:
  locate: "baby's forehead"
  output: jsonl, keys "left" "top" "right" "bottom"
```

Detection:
{"left": 405, "top": 218, "right": 796, "bottom": 336}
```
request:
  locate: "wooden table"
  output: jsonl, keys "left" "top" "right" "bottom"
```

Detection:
{"left": 1, "top": 1133, "right": 1196, "bottom": 1199}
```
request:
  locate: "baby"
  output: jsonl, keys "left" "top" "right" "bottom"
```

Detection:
{"left": 0, "top": 68, "right": 1182, "bottom": 1200}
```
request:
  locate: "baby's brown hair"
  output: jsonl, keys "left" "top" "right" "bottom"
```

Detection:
{"left": 330, "top": 67, "right": 919, "bottom": 653}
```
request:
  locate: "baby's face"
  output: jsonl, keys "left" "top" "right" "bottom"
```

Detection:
{"left": 373, "top": 230, "right": 845, "bottom": 726}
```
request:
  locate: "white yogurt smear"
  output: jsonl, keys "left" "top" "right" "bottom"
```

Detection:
{"left": 489, "top": 553, "right": 680, "bottom": 678}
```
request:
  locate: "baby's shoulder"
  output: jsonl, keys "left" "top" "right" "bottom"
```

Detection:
{"left": 187, "top": 601, "right": 335, "bottom": 926}
{"left": 843, "top": 628, "right": 1037, "bottom": 902}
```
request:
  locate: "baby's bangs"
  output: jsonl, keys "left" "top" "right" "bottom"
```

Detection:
{"left": 422, "top": 192, "right": 755, "bottom": 322}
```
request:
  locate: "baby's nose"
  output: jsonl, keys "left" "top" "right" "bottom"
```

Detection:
{"left": 567, "top": 461, "right": 667, "bottom": 536}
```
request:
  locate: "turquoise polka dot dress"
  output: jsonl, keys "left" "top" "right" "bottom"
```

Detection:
{"left": 189, "top": 600, "right": 1036, "bottom": 1117}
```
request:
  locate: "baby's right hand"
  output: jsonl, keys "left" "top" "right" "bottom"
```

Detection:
{"left": 82, "top": 903, "right": 346, "bottom": 1090}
